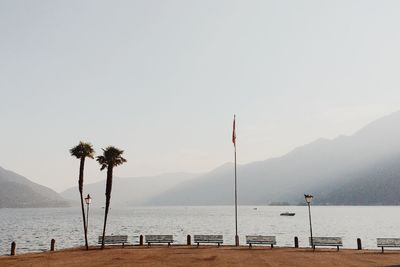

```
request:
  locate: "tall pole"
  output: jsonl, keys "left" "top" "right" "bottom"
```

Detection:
{"left": 232, "top": 114, "right": 238, "bottom": 246}
{"left": 307, "top": 202, "right": 313, "bottom": 249}
{"left": 234, "top": 142, "right": 238, "bottom": 246}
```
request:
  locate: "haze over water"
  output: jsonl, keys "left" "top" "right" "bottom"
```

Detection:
{"left": 1, "top": 206, "right": 399, "bottom": 255}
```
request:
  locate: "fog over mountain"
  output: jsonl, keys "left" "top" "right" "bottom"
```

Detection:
{"left": 61, "top": 173, "right": 199, "bottom": 206}
{"left": 146, "top": 111, "right": 400, "bottom": 205}
{"left": 4, "top": 111, "right": 400, "bottom": 207}
{"left": 0, "top": 167, "right": 69, "bottom": 208}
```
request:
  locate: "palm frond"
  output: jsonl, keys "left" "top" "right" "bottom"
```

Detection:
{"left": 70, "top": 141, "right": 95, "bottom": 159}
{"left": 96, "top": 146, "right": 127, "bottom": 170}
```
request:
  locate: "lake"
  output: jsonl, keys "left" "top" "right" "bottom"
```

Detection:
{"left": 1, "top": 206, "right": 399, "bottom": 255}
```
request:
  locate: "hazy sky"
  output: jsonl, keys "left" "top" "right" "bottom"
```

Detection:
{"left": 1, "top": 0, "right": 400, "bottom": 192}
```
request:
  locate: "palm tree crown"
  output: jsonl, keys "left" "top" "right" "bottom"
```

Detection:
{"left": 70, "top": 142, "right": 95, "bottom": 159}
{"left": 96, "top": 146, "right": 126, "bottom": 170}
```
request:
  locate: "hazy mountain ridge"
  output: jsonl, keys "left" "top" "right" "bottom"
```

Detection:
{"left": 0, "top": 167, "right": 69, "bottom": 208}
{"left": 4, "top": 111, "right": 400, "bottom": 207}
{"left": 315, "top": 155, "right": 400, "bottom": 205}
{"left": 146, "top": 111, "right": 400, "bottom": 205}
{"left": 60, "top": 172, "right": 200, "bottom": 206}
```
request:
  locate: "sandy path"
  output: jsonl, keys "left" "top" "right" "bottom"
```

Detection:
{"left": 1, "top": 246, "right": 400, "bottom": 267}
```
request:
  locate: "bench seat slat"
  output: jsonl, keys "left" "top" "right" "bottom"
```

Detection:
{"left": 377, "top": 238, "right": 400, "bottom": 253}
{"left": 377, "top": 238, "right": 400, "bottom": 246}
{"left": 194, "top": 235, "right": 223, "bottom": 241}
{"left": 309, "top": 237, "right": 342, "bottom": 251}
{"left": 145, "top": 235, "right": 174, "bottom": 245}
{"left": 98, "top": 235, "right": 128, "bottom": 245}
{"left": 194, "top": 235, "right": 223, "bottom": 246}
{"left": 246, "top": 236, "right": 276, "bottom": 244}
{"left": 145, "top": 235, "right": 173, "bottom": 241}
{"left": 246, "top": 235, "right": 276, "bottom": 248}
{"left": 310, "top": 237, "right": 342, "bottom": 245}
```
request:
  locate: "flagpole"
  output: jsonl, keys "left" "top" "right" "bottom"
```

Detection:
{"left": 233, "top": 114, "right": 239, "bottom": 246}
{"left": 234, "top": 139, "right": 238, "bottom": 246}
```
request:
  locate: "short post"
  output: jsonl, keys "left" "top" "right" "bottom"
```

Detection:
{"left": 139, "top": 235, "right": 143, "bottom": 246}
{"left": 10, "top": 241, "right": 16, "bottom": 256}
{"left": 235, "top": 235, "right": 239, "bottom": 246}
{"left": 294, "top": 236, "right": 299, "bottom": 248}
{"left": 187, "top": 235, "right": 191, "bottom": 245}
{"left": 357, "top": 238, "right": 362, "bottom": 250}
{"left": 51, "top": 239, "right": 55, "bottom": 251}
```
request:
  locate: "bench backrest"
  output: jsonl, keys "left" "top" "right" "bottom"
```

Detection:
{"left": 310, "top": 237, "right": 342, "bottom": 246}
{"left": 98, "top": 235, "right": 128, "bottom": 244}
{"left": 377, "top": 238, "right": 400, "bottom": 246}
{"left": 194, "top": 235, "right": 223, "bottom": 242}
{"left": 246, "top": 235, "right": 276, "bottom": 244}
{"left": 145, "top": 235, "right": 173, "bottom": 242}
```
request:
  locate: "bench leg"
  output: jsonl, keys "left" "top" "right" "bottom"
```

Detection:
{"left": 218, "top": 243, "right": 220, "bottom": 248}
{"left": 123, "top": 243, "right": 125, "bottom": 248}
{"left": 168, "top": 242, "right": 170, "bottom": 247}
{"left": 249, "top": 243, "right": 252, "bottom": 248}
{"left": 382, "top": 247, "right": 384, "bottom": 253}
{"left": 147, "top": 242, "right": 150, "bottom": 247}
{"left": 197, "top": 243, "right": 199, "bottom": 248}
{"left": 271, "top": 244, "right": 273, "bottom": 249}
{"left": 337, "top": 246, "right": 339, "bottom": 251}
{"left": 313, "top": 246, "right": 315, "bottom": 251}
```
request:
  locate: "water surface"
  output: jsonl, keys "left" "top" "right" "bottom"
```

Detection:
{"left": 1, "top": 206, "right": 399, "bottom": 255}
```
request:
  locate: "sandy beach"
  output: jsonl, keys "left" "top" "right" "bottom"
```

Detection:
{"left": 1, "top": 246, "right": 400, "bottom": 267}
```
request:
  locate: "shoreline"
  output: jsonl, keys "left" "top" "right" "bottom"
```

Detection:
{"left": 1, "top": 246, "right": 400, "bottom": 267}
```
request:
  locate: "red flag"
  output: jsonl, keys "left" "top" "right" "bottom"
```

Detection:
{"left": 232, "top": 115, "right": 236, "bottom": 146}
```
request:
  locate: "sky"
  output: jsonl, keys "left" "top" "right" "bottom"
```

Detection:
{"left": 1, "top": 0, "right": 400, "bottom": 192}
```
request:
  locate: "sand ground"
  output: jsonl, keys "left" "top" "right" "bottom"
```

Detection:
{"left": 1, "top": 246, "right": 400, "bottom": 267}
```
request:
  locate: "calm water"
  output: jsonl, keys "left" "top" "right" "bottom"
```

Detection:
{"left": 1, "top": 206, "right": 400, "bottom": 255}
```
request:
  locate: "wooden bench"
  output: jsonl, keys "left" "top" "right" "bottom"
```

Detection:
{"left": 145, "top": 235, "right": 173, "bottom": 246}
{"left": 377, "top": 238, "right": 400, "bottom": 253}
{"left": 310, "top": 237, "right": 342, "bottom": 251}
{"left": 246, "top": 235, "right": 276, "bottom": 248}
{"left": 98, "top": 235, "right": 128, "bottom": 247}
{"left": 194, "top": 235, "right": 223, "bottom": 247}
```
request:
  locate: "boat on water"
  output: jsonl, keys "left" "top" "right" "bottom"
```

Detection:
{"left": 280, "top": 212, "right": 295, "bottom": 216}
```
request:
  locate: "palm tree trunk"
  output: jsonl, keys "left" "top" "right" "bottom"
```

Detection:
{"left": 101, "top": 166, "right": 113, "bottom": 249}
{"left": 79, "top": 157, "right": 89, "bottom": 250}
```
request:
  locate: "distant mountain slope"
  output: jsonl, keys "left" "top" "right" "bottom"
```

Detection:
{"left": 0, "top": 166, "right": 69, "bottom": 208}
{"left": 60, "top": 173, "right": 199, "bottom": 206}
{"left": 147, "top": 111, "right": 400, "bottom": 205}
{"left": 315, "top": 155, "right": 400, "bottom": 205}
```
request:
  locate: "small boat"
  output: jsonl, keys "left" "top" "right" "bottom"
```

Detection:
{"left": 280, "top": 212, "right": 295, "bottom": 216}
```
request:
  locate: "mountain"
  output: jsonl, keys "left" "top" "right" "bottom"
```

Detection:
{"left": 315, "top": 155, "right": 400, "bottom": 205}
{"left": 146, "top": 111, "right": 400, "bottom": 205}
{"left": 60, "top": 172, "right": 199, "bottom": 206}
{"left": 0, "top": 166, "right": 69, "bottom": 208}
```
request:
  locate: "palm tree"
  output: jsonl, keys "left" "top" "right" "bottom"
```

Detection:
{"left": 97, "top": 146, "right": 126, "bottom": 249}
{"left": 70, "top": 142, "right": 95, "bottom": 251}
